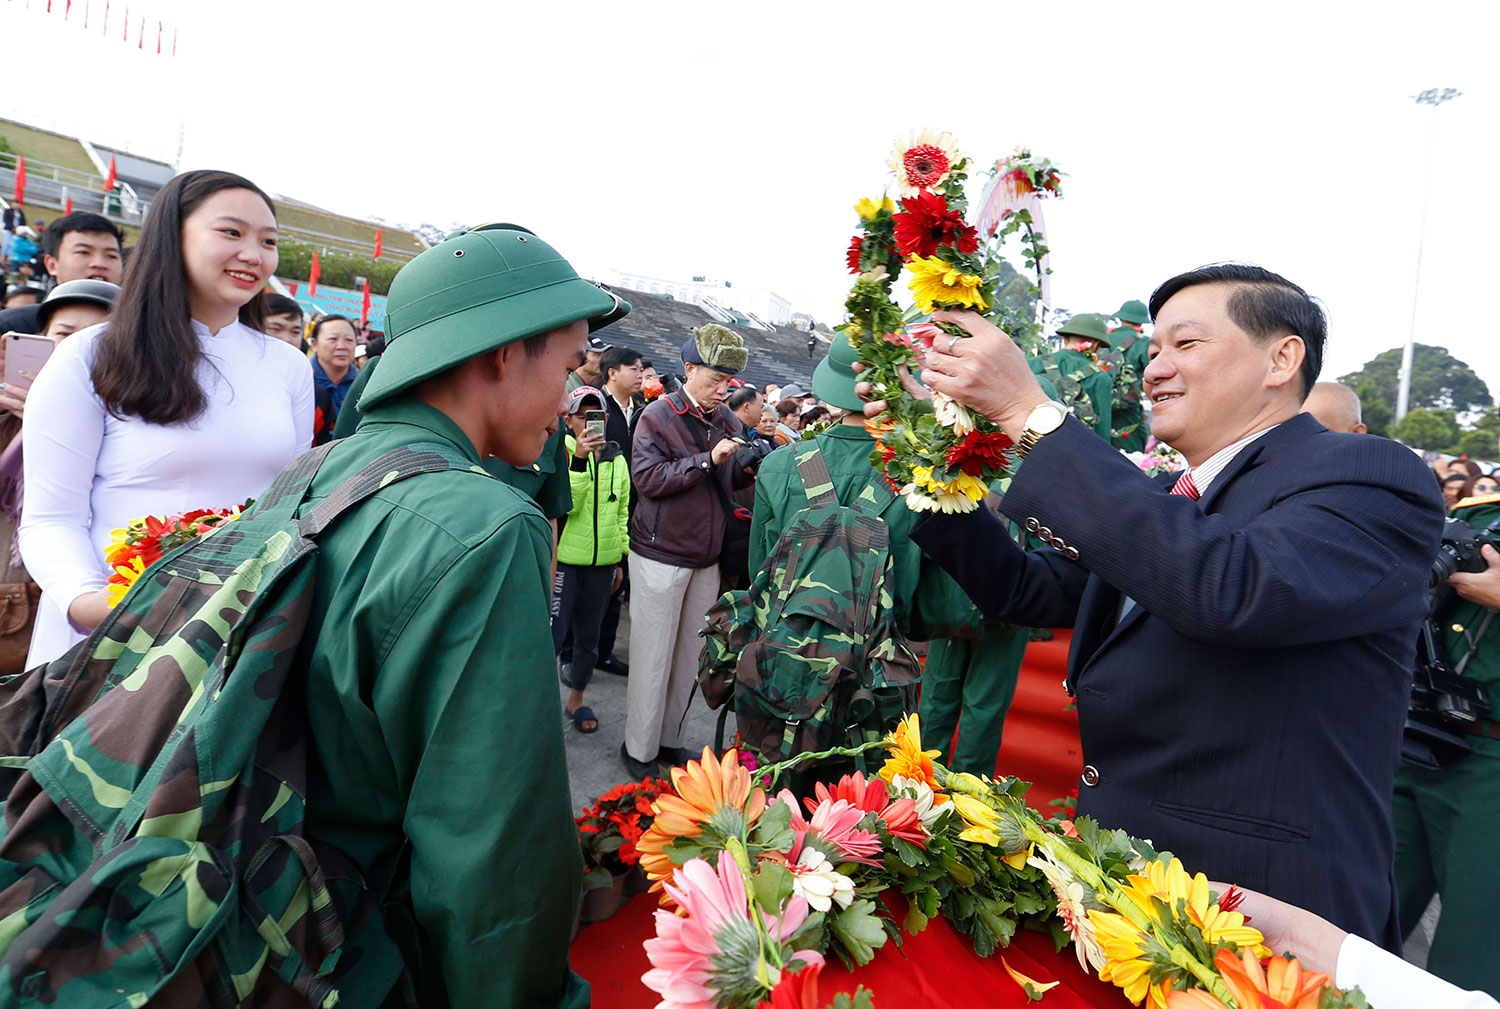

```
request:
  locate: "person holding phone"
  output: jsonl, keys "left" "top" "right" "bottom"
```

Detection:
{"left": 18, "top": 170, "right": 313, "bottom": 667}
{"left": 552, "top": 385, "right": 631, "bottom": 734}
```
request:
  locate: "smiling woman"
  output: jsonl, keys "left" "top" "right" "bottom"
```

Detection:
{"left": 16, "top": 170, "right": 315, "bottom": 666}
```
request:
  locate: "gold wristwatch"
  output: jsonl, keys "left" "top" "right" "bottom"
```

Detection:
{"left": 1014, "top": 401, "right": 1068, "bottom": 460}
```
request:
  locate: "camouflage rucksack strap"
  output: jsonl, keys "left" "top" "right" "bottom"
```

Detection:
{"left": 252, "top": 440, "right": 340, "bottom": 520}
{"left": 1042, "top": 355, "right": 1098, "bottom": 429}
{"left": 110, "top": 441, "right": 489, "bottom": 848}
{"left": 297, "top": 442, "right": 490, "bottom": 539}
{"left": 794, "top": 445, "right": 839, "bottom": 508}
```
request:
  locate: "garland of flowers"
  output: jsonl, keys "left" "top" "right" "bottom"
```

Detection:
{"left": 638, "top": 719, "right": 1370, "bottom": 1009}
{"left": 103, "top": 506, "right": 247, "bottom": 607}
{"left": 842, "top": 131, "right": 1065, "bottom": 514}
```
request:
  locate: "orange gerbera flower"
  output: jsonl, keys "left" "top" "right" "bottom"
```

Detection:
{"left": 878, "top": 713, "right": 941, "bottom": 790}
{"left": 636, "top": 746, "right": 767, "bottom": 900}
{"left": 1165, "top": 948, "right": 1336, "bottom": 1009}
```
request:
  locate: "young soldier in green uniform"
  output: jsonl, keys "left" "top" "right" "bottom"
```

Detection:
{"left": 1026, "top": 314, "right": 1114, "bottom": 440}
{"left": 294, "top": 224, "right": 625, "bottom": 1007}
{"left": 1393, "top": 489, "right": 1500, "bottom": 997}
{"left": 1099, "top": 301, "right": 1151, "bottom": 452}
{"left": 750, "top": 333, "right": 971, "bottom": 648}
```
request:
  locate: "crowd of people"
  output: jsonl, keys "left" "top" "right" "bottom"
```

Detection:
{"left": 0, "top": 168, "right": 1494, "bottom": 1009}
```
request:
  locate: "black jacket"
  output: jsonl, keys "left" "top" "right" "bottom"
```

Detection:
{"left": 912, "top": 413, "right": 1443, "bottom": 951}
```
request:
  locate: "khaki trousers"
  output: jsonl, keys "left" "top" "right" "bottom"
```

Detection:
{"left": 625, "top": 553, "right": 721, "bottom": 763}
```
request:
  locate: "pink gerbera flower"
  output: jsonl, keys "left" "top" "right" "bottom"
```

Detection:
{"left": 779, "top": 790, "right": 883, "bottom": 866}
{"left": 643, "top": 851, "right": 822, "bottom": 1009}
{"left": 810, "top": 772, "right": 927, "bottom": 848}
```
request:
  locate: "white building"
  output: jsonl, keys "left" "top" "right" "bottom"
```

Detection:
{"left": 603, "top": 269, "right": 794, "bottom": 330}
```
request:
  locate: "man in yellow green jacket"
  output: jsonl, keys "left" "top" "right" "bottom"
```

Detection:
{"left": 555, "top": 385, "right": 632, "bottom": 733}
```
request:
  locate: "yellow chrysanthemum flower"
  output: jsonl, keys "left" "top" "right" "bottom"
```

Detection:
{"left": 1088, "top": 910, "right": 1173, "bottom": 1009}
{"left": 879, "top": 713, "right": 942, "bottom": 790}
{"left": 854, "top": 196, "right": 896, "bottom": 221}
{"left": 906, "top": 255, "right": 987, "bottom": 314}
{"left": 949, "top": 794, "right": 1032, "bottom": 869}
{"left": 1123, "top": 859, "right": 1269, "bottom": 953}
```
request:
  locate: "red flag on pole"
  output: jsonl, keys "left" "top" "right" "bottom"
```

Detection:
{"left": 13, "top": 156, "right": 26, "bottom": 206}
{"left": 309, "top": 252, "right": 320, "bottom": 296}
{"left": 64, "top": 188, "right": 73, "bottom": 214}
{"left": 104, "top": 153, "right": 117, "bottom": 191}
{"left": 65, "top": 0, "right": 71, "bottom": 19}
{"left": 172, "top": 29, "right": 177, "bottom": 57}
{"left": 286, "top": 283, "right": 298, "bottom": 298}
{"left": 155, "top": 20, "right": 161, "bottom": 54}
{"left": 122, "top": 4, "right": 128, "bottom": 40}
{"left": 372, "top": 228, "right": 383, "bottom": 259}
{"left": 361, "top": 280, "right": 371, "bottom": 327}
{"left": 83, "top": 0, "right": 88, "bottom": 29}
{"left": 138, "top": 16, "right": 144, "bottom": 49}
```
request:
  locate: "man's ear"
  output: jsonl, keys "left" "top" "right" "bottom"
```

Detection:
{"left": 1266, "top": 335, "right": 1305, "bottom": 391}
{"left": 491, "top": 343, "right": 515, "bottom": 383}
{"left": 42, "top": 255, "right": 58, "bottom": 279}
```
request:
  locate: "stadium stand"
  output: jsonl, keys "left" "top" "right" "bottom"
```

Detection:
{"left": 594, "top": 286, "right": 826, "bottom": 391}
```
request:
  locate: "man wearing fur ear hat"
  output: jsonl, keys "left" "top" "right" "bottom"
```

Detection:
{"left": 622, "top": 324, "right": 754, "bottom": 779}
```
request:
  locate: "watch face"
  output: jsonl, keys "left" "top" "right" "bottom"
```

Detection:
{"left": 1030, "top": 401, "right": 1067, "bottom": 435}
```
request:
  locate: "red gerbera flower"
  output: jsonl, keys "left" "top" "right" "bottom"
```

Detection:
{"left": 903, "top": 145, "right": 952, "bottom": 191}
{"left": 758, "top": 959, "right": 824, "bottom": 1009}
{"left": 846, "top": 234, "right": 864, "bottom": 274}
{"left": 945, "top": 430, "right": 1014, "bottom": 477}
{"left": 892, "top": 190, "right": 978, "bottom": 259}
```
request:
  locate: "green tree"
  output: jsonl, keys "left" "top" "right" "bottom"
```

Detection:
{"left": 1455, "top": 428, "right": 1498, "bottom": 461}
{"left": 1390, "top": 407, "right": 1460, "bottom": 451}
{"left": 274, "top": 240, "right": 402, "bottom": 296}
{"left": 1353, "top": 379, "right": 1393, "bottom": 438}
{"left": 1339, "top": 344, "right": 1492, "bottom": 415}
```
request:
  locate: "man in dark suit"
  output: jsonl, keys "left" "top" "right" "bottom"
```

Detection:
{"left": 878, "top": 264, "right": 1443, "bottom": 950}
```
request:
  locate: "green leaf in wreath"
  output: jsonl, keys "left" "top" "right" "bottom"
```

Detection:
{"left": 828, "top": 898, "right": 888, "bottom": 965}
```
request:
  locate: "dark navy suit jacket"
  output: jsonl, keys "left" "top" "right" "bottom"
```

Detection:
{"left": 911, "top": 413, "right": 1444, "bottom": 950}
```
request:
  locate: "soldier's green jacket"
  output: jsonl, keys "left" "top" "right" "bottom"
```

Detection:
{"left": 1101, "top": 329, "right": 1150, "bottom": 452}
{"left": 749, "top": 422, "right": 971, "bottom": 640}
{"left": 333, "top": 355, "right": 573, "bottom": 518}
{"left": 300, "top": 397, "right": 587, "bottom": 1008}
{"left": 1028, "top": 349, "right": 1114, "bottom": 439}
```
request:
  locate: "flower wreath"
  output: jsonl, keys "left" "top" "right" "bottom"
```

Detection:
{"left": 841, "top": 130, "right": 1065, "bottom": 513}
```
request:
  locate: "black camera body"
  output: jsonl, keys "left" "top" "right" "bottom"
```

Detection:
{"left": 733, "top": 436, "right": 776, "bottom": 474}
{"left": 1430, "top": 516, "right": 1492, "bottom": 589}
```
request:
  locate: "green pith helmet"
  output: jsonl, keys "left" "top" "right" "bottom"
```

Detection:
{"left": 358, "top": 224, "right": 628, "bottom": 409}
{"left": 1115, "top": 299, "right": 1150, "bottom": 325}
{"left": 1055, "top": 313, "right": 1113, "bottom": 348}
{"left": 812, "top": 331, "right": 864, "bottom": 412}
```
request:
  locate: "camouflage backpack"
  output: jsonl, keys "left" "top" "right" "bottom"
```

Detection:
{"left": 698, "top": 445, "right": 920, "bottom": 766}
{"left": 0, "top": 441, "right": 480, "bottom": 1008}
{"left": 1099, "top": 333, "right": 1146, "bottom": 447}
{"left": 1037, "top": 351, "right": 1102, "bottom": 432}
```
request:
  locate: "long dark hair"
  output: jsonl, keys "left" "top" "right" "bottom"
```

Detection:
{"left": 91, "top": 170, "right": 276, "bottom": 424}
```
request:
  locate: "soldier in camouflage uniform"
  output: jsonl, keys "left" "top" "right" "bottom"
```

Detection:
{"left": 750, "top": 334, "right": 972, "bottom": 643}
{"left": 1393, "top": 489, "right": 1500, "bottom": 996}
{"left": 297, "top": 226, "right": 625, "bottom": 1007}
{"left": 1027, "top": 314, "right": 1114, "bottom": 441}
{"left": 1103, "top": 299, "right": 1152, "bottom": 452}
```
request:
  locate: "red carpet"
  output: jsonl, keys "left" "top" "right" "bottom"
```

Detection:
{"left": 991, "top": 630, "right": 1081, "bottom": 809}
{"left": 570, "top": 633, "right": 1105, "bottom": 1008}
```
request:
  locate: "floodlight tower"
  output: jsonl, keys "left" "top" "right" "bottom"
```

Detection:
{"left": 1396, "top": 88, "right": 1462, "bottom": 423}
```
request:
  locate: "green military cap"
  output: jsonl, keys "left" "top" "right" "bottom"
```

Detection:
{"left": 812, "top": 331, "right": 865, "bottom": 412}
{"left": 359, "top": 224, "right": 628, "bottom": 409}
{"left": 1115, "top": 299, "right": 1150, "bottom": 325}
{"left": 1055, "top": 313, "right": 1113, "bottom": 348}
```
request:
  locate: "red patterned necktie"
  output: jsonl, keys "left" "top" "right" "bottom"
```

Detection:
{"left": 1170, "top": 471, "right": 1200, "bottom": 500}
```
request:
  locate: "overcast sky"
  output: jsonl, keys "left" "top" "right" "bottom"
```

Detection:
{"left": 7, "top": 0, "right": 1498, "bottom": 398}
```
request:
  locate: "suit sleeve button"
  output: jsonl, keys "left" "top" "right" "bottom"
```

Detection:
{"left": 1081, "top": 765, "right": 1101, "bottom": 787}
{"left": 1025, "top": 517, "right": 1040, "bottom": 532}
{"left": 1063, "top": 546, "right": 1080, "bottom": 562}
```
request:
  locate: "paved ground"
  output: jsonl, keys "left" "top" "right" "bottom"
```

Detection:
{"left": 559, "top": 608, "right": 734, "bottom": 809}
{"left": 558, "top": 606, "right": 1443, "bottom": 967}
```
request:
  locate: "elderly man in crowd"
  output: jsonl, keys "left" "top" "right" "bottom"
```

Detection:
{"left": 871, "top": 264, "right": 1442, "bottom": 950}
{"left": 622, "top": 324, "right": 753, "bottom": 779}
{"left": 1302, "top": 381, "right": 1368, "bottom": 434}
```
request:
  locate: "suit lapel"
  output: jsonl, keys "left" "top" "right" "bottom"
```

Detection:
{"left": 1069, "top": 417, "right": 1324, "bottom": 688}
